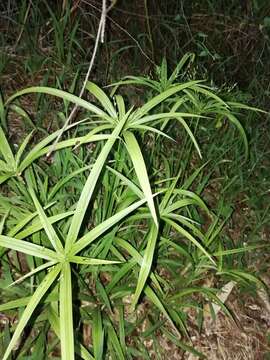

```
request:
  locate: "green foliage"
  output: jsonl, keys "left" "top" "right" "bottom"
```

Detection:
{"left": 0, "top": 63, "right": 265, "bottom": 359}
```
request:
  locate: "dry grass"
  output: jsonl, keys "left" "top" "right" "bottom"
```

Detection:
{"left": 184, "top": 289, "right": 270, "bottom": 360}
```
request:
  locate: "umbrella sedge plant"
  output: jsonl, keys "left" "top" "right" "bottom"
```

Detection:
{"left": 0, "top": 74, "right": 262, "bottom": 358}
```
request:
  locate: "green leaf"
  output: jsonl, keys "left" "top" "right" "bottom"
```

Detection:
{"left": 0, "top": 174, "right": 13, "bottom": 185}
{"left": 0, "top": 235, "right": 60, "bottom": 261}
{"left": 60, "top": 262, "right": 74, "bottom": 360}
{"left": 6, "top": 86, "right": 106, "bottom": 116}
{"left": 114, "top": 238, "right": 162, "bottom": 294}
{"left": 177, "top": 117, "right": 202, "bottom": 158}
{"left": 106, "top": 319, "right": 125, "bottom": 360}
{"left": 106, "top": 261, "right": 136, "bottom": 294}
{"left": 132, "top": 223, "right": 158, "bottom": 307}
{"left": 28, "top": 186, "right": 64, "bottom": 253}
{"left": 164, "top": 218, "right": 215, "bottom": 265}
{"left": 131, "top": 112, "right": 202, "bottom": 127}
{"left": 7, "top": 261, "right": 56, "bottom": 288}
{"left": 15, "top": 130, "right": 35, "bottom": 166}
{"left": 144, "top": 285, "right": 181, "bottom": 337}
{"left": 68, "top": 255, "right": 121, "bottom": 265}
{"left": 0, "top": 211, "right": 9, "bottom": 235}
{"left": 85, "top": 82, "right": 117, "bottom": 118}
{"left": 14, "top": 210, "right": 74, "bottom": 239}
{"left": 0, "top": 293, "right": 59, "bottom": 312}
{"left": 124, "top": 131, "right": 158, "bottom": 227}
{"left": 169, "top": 53, "right": 195, "bottom": 83}
{"left": 115, "top": 95, "right": 126, "bottom": 119}
{"left": 70, "top": 197, "right": 147, "bottom": 256}
{"left": 162, "top": 328, "right": 205, "bottom": 358}
{"left": 135, "top": 81, "right": 202, "bottom": 120}
{"left": 225, "top": 112, "right": 248, "bottom": 160}
{"left": 8, "top": 202, "right": 55, "bottom": 237}
{"left": 48, "top": 166, "right": 91, "bottom": 200}
{"left": 9, "top": 103, "right": 36, "bottom": 129}
{"left": 170, "top": 287, "right": 233, "bottom": 320}
{"left": 48, "top": 306, "right": 94, "bottom": 360}
{"left": 17, "top": 120, "right": 84, "bottom": 172}
{"left": 0, "top": 159, "right": 14, "bottom": 173}
{"left": 92, "top": 308, "right": 104, "bottom": 360}
{"left": 0, "top": 126, "right": 15, "bottom": 166}
{"left": 106, "top": 166, "right": 144, "bottom": 198}
{"left": 2, "top": 264, "right": 61, "bottom": 360}
{"left": 65, "top": 115, "right": 127, "bottom": 252}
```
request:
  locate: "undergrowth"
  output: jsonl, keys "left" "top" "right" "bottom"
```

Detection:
{"left": 0, "top": 1, "right": 269, "bottom": 359}
{"left": 0, "top": 56, "right": 266, "bottom": 359}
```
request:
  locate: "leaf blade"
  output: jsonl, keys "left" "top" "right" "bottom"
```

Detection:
{"left": 60, "top": 262, "right": 75, "bottom": 360}
{"left": 2, "top": 264, "right": 61, "bottom": 360}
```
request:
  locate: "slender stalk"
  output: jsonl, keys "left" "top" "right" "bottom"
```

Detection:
{"left": 47, "top": 0, "right": 107, "bottom": 157}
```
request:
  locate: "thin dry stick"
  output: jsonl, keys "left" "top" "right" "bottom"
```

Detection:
{"left": 47, "top": 0, "right": 107, "bottom": 157}
{"left": 14, "top": 0, "right": 32, "bottom": 50}
{"left": 81, "top": 0, "right": 155, "bottom": 66}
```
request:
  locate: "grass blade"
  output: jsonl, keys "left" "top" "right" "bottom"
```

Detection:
{"left": 92, "top": 308, "right": 104, "bottom": 360}
{"left": 164, "top": 218, "right": 215, "bottom": 265}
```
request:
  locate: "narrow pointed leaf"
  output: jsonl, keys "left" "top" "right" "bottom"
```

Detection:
{"left": 169, "top": 52, "right": 195, "bottom": 83}
{"left": 71, "top": 197, "right": 147, "bottom": 256}
{"left": 0, "top": 293, "right": 59, "bottom": 312}
{"left": 106, "top": 320, "right": 125, "bottom": 360}
{"left": 6, "top": 86, "right": 106, "bottom": 116}
{"left": 114, "top": 238, "right": 162, "bottom": 294}
{"left": 92, "top": 308, "right": 104, "bottom": 360}
{"left": 0, "top": 235, "right": 60, "bottom": 261}
{"left": 28, "top": 187, "right": 63, "bottom": 253}
{"left": 7, "top": 261, "right": 56, "bottom": 287}
{"left": 106, "top": 166, "right": 143, "bottom": 198}
{"left": 0, "top": 126, "right": 15, "bottom": 165}
{"left": 135, "top": 81, "right": 202, "bottom": 119}
{"left": 66, "top": 116, "right": 127, "bottom": 251}
{"left": 131, "top": 112, "right": 202, "bottom": 126}
{"left": 60, "top": 262, "right": 74, "bottom": 360}
{"left": 68, "top": 255, "right": 121, "bottom": 265}
{"left": 18, "top": 120, "right": 84, "bottom": 172}
{"left": 48, "top": 306, "right": 94, "bottom": 360}
{"left": 15, "top": 211, "right": 73, "bottom": 240}
{"left": 176, "top": 117, "right": 202, "bottom": 158}
{"left": 15, "top": 130, "right": 35, "bottom": 166}
{"left": 8, "top": 202, "right": 55, "bottom": 237}
{"left": 144, "top": 286, "right": 181, "bottom": 337}
{"left": 124, "top": 131, "right": 158, "bottom": 227}
{"left": 2, "top": 264, "right": 61, "bottom": 360}
{"left": 164, "top": 218, "right": 215, "bottom": 265}
{"left": 132, "top": 223, "right": 159, "bottom": 307}
{"left": 86, "top": 82, "right": 117, "bottom": 118}
{"left": 0, "top": 211, "right": 9, "bottom": 235}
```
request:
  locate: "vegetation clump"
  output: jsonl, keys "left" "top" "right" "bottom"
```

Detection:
{"left": 0, "top": 1, "right": 269, "bottom": 359}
